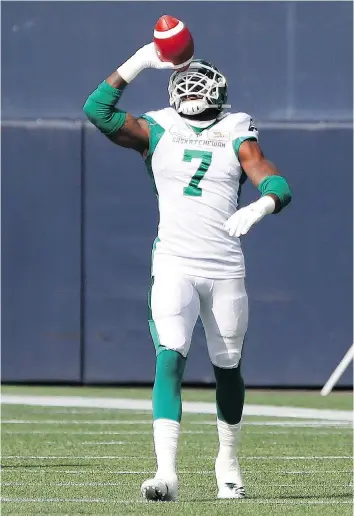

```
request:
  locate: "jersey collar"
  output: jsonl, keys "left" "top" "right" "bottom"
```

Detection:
{"left": 183, "top": 113, "right": 228, "bottom": 135}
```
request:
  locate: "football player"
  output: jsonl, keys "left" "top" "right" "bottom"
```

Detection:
{"left": 83, "top": 43, "right": 292, "bottom": 501}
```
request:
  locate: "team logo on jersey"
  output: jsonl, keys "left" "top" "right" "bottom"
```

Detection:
{"left": 169, "top": 124, "right": 228, "bottom": 147}
{"left": 207, "top": 130, "right": 230, "bottom": 141}
{"left": 172, "top": 136, "right": 226, "bottom": 148}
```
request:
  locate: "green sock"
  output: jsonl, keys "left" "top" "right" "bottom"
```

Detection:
{"left": 152, "top": 349, "right": 186, "bottom": 422}
{"left": 213, "top": 363, "right": 245, "bottom": 424}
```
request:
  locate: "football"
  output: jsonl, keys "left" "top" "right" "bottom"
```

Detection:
{"left": 154, "top": 15, "right": 194, "bottom": 70}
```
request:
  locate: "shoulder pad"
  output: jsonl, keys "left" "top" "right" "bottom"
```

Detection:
{"left": 140, "top": 107, "right": 176, "bottom": 129}
{"left": 223, "top": 112, "right": 257, "bottom": 132}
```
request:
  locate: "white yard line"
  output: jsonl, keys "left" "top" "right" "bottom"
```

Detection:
{"left": 1, "top": 420, "right": 154, "bottom": 425}
{"left": 1, "top": 469, "right": 352, "bottom": 476}
{"left": 80, "top": 441, "right": 140, "bottom": 445}
{"left": 1, "top": 469, "right": 155, "bottom": 474}
{"left": 1, "top": 497, "right": 111, "bottom": 503}
{"left": 2, "top": 482, "right": 122, "bottom": 486}
{"left": 2, "top": 419, "right": 351, "bottom": 427}
{"left": 281, "top": 470, "right": 353, "bottom": 475}
{"left": 2, "top": 481, "right": 352, "bottom": 488}
{"left": 3, "top": 455, "right": 352, "bottom": 460}
{"left": 2, "top": 428, "right": 352, "bottom": 436}
{"left": 191, "top": 420, "right": 352, "bottom": 427}
{"left": 244, "top": 456, "right": 353, "bottom": 460}
{"left": 2, "top": 430, "right": 150, "bottom": 435}
{"left": 2, "top": 395, "right": 353, "bottom": 421}
{"left": 1, "top": 497, "right": 352, "bottom": 505}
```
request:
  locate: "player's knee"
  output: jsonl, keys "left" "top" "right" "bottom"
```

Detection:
{"left": 208, "top": 332, "right": 245, "bottom": 368}
{"left": 210, "top": 348, "right": 242, "bottom": 369}
{"left": 155, "top": 318, "right": 191, "bottom": 358}
{"left": 158, "top": 336, "right": 190, "bottom": 358}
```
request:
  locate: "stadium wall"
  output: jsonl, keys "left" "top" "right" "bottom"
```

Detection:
{"left": 2, "top": 1, "right": 353, "bottom": 386}
{"left": 2, "top": 122, "right": 352, "bottom": 386}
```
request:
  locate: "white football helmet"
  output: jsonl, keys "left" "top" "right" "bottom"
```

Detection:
{"left": 168, "top": 59, "right": 229, "bottom": 116}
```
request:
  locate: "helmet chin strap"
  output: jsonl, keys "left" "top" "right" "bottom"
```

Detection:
{"left": 178, "top": 99, "right": 209, "bottom": 116}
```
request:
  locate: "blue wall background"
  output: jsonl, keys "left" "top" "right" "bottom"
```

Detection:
{"left": 2, "top": 1, "right": 353, "bottom": 386}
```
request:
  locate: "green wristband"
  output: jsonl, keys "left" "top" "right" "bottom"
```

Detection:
{"left": 258, "top": 175, "right": 292, "bottom": 209}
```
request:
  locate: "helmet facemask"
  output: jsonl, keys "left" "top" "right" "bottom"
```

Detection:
{"left": 168, "top": 60, "right": 229, "bottom": 116}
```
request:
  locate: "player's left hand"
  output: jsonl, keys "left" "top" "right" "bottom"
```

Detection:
{"left": 224, "top": 196, "right": 276, "bottom": 237}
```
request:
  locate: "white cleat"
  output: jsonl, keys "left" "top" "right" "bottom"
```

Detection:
{"left": 140, "top": 476, "right": 178, "bottom": 502}
{"left": 217, "top": 482, "right": 246, "bottom": 499}
{"left": 215, "top": 455, "right": 245, "bottom": 499}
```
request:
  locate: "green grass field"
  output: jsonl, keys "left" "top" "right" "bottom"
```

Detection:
{"left": 1, "top": 386, "right": 353, "bottom": 515}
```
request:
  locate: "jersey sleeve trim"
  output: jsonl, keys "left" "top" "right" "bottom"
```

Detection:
{"left": 139, "top": 114, "right": 165, "bottom": 196}
{"left": 140, "top": 115, "right": 165, "bottom": 157}
{"left": 232, "top": 136, "right": 258, "bottom": 158}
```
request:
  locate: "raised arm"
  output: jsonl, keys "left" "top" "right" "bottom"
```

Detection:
{"left": 83, "top": 43, "right": 178, "bottom": 154}
{"left": 83, "top": 72, "right": 149, "bottom": 153}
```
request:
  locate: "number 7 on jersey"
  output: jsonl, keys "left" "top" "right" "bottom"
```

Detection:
{"left": 183, "top": 149, "right": 212, "bottom": 197}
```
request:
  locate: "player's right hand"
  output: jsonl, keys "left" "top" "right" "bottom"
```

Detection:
{"left": 134, "top": 43, "right": 177, "bottom": 70}
{"left": 118, "top": 42, "right": 181, "bottom": 83}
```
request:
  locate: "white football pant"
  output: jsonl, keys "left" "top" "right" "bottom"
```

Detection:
{"left": 150, "top": 265, "right": 248, "bottom": 368}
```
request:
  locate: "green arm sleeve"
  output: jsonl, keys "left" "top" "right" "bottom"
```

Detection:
{"left": 139, "top": 114, "right": 165, "bottom": 196}
{"left": 258, "top": 175, "right": 292, "bottom": 211}
{"left": 83, "top": 81, "right": 127, "bottom": 135}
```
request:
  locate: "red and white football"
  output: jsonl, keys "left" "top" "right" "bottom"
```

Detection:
{"left": 154, "top": 15, "right": 194, "bottom": 69}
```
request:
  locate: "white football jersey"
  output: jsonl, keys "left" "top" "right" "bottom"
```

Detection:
{"left": 141, "top": 108, "right": 258, "bottom": 279}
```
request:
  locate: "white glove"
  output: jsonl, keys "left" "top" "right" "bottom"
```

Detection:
{"left": 224, "top": 196, "right": 276, "bottom": 237}
{"left": 117, "top": 42, "right": 180, "bottom": 83}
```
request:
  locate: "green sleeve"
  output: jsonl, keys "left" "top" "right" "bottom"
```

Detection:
{"left": 258, "top": 175, "right": 292, "bottom": 210}
{"left": 83, "top": 81, "right": 127, "bottom": 135}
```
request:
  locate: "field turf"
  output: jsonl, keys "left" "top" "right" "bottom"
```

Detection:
{"left": 1, "top": 386, "right": 353, "bottom": 515}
